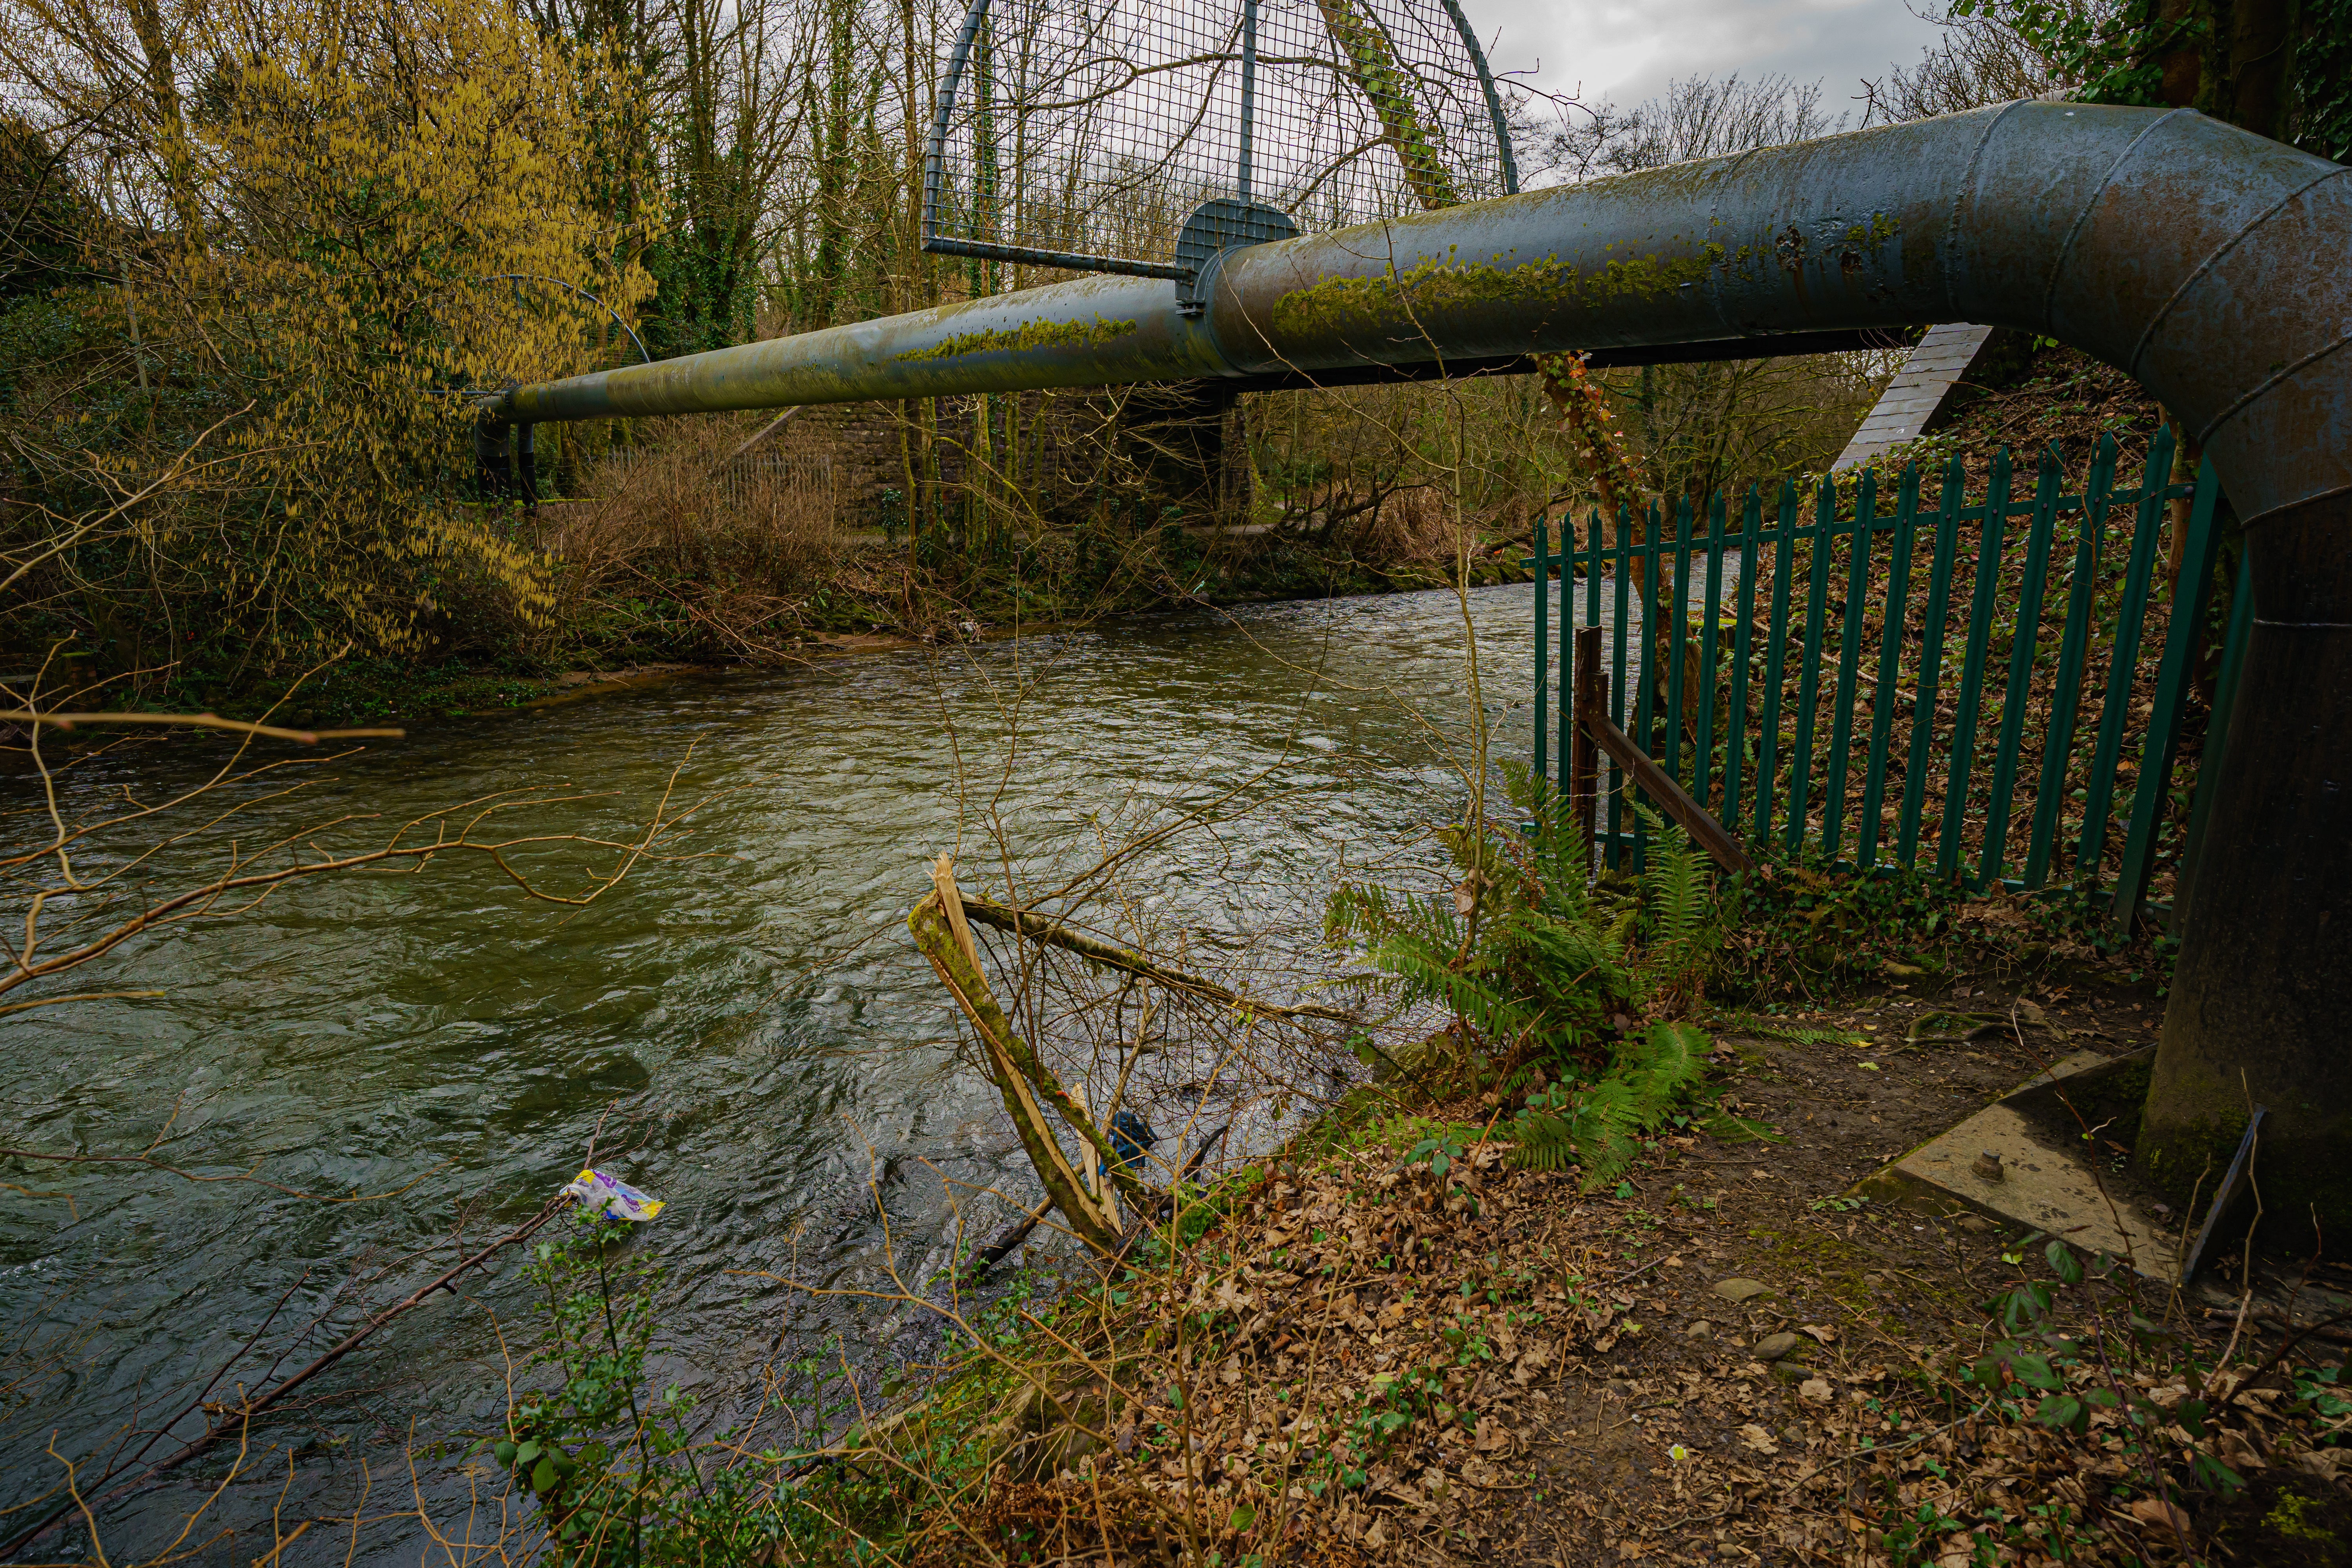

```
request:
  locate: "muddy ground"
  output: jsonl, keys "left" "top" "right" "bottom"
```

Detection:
{"left": 1453, "top": 966, "right": 2346, "bottom": 1564}
{"left": 925, "top": 958, "right": 2350, "bottom": 1567}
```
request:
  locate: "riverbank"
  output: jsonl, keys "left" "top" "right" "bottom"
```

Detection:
{"left": 573, "top": 869, "right": 2350, "bottom": 1568}
{"left": 258, "top": 522, "right": 1539, "bottom": 727}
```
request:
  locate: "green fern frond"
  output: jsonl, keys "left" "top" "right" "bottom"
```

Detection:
{"left": 1505, "top": 1022, "right": 1710, "bottom": 1183}
{"left": 1729, "top": 1021, "right": 1866, "bottom": 1048}
{"left": 1508, "top": 1111, "right": 1579, "bottom": 1172}
{"left": 1499, "top": 759, "right": 1595, "bottom": 925}
{"left": 1628, "top": 806, "right": 1718, "bottom": 1002}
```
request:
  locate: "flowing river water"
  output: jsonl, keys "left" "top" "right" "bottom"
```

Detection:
{"left": 3, "top": 581, "right": 1573, "bottom": 1561}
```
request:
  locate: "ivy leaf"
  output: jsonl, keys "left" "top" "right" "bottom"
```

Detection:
{"left": 2009, "top": 1353, "right": 2062, "bottom": 1390}
{"left": 2191, "top": 1451, "right": 2244, "bottom": 1494}
{"left": 2036, "top": 1394, "right": 2086, "bottom": 1431}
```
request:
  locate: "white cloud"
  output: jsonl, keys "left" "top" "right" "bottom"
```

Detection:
{"left": 1462, "top": 0, "right": 1949, "bottom": 120}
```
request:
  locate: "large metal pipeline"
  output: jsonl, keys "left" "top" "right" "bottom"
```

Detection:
{"left": 498, "top": 101, "right": 2352, "bottom": 1227}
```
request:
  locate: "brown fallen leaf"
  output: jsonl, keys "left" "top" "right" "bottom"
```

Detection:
{"left": 1800, "top": 1323, "right": 1838, "bottom": 1345}
{"left": 1738, "top": 1424, "right": 1780, "bottom": 1455}
{"left": 2128, "top": 1496, "right": 2192, "bottom": 1533}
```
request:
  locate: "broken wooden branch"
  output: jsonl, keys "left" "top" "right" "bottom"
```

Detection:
{"left": 910, "top": 899, "right": 1117, "bottom": 1251}
{"left": 155, "top": 1197, "right": 569, "bottom": 1475}
{"left": 910, "top": 857, "right": 1184, "bottom": 1255}
{"left": 958, "top": 895, "right": 1356, "bottom": 1025}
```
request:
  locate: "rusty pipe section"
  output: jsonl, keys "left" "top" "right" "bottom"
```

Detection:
{"left": 1196, "top": 100, "right": 2349, "bottom": 524}
{"left": 501, "top": 102, "right": 2350, "bottom": 524}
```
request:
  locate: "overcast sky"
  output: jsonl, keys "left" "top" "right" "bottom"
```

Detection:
{"left": 1460, "top": 0, "right": 1949, "bottom": 120}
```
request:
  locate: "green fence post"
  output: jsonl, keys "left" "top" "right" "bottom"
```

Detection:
{"left": 1662, "top": 495, "right": 1695, "bottom": 787}
{"left": 1558, "top": 521, "right": 1573, "bottom": 792}
{"left": 1722, "top": 486, "right": 1763, "bottom": 832}
{"left": 1786, "top": 475, "right": 1836, "bottom": 859}
{"left": 1633, "top": 499, "right": 1664, "bottom": 871}
{"left": 1609, "top": 503, "right": 1633, "bottom": 869}
{"left": 1582, "top": 509, "right": 1602, "bottom": 839}
{"left": 1530, "top": 517, "right": 1550, "bottom": 788}
{"left": 2076, "top": 424, "right": 2175, "bottom": 885}
{"left": 1980, "top": 445, "right": 2064, "bottom": 891}
{"left": 1858, "top": 463, "right": 1921, "bottom": 872}
{"left": 1898, "top": 454, "right": 1966, "bottom": 868}
{"left": 1695, "top": 492, "right": 1727, "bottom": 813}
{"left": 1755, "top": 480, "right": 1799, "bottom": 847}
{"left": 2168, "top": 552, "right": 2254, "bottom": 933}
{"left": 1938, "top": 447, "right": 2014, "bottom": 882}
{"left": 1824, "top": 466, "right": 1877, "bottom": 864}
{"left": 2025, "top": 433, "right": 2119, "bottom": 888}
{"left": 2113, "top": 457, "right": 2226, "bottom": 933}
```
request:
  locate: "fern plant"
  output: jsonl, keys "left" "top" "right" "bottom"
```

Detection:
{"left": 1508, "top": 1022, "right": 1708, "bottom": 1183}
{"left": 1326, "top": 765, "right": 1720, "bottom": 1185}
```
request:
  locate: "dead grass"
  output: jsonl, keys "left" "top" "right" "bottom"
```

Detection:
{"left": 534, "top": 414, "right": 849, "bottom": 662}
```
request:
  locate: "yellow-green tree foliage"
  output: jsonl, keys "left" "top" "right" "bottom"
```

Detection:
{"left": 2, "top": 0, "right": 655, "bottom": 677}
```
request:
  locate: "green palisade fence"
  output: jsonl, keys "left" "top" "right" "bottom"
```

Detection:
{"left": 1526, "top": 434, "right": 2247, "bottom": 929}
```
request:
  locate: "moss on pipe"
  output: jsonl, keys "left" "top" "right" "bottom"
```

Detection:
{"left": 1268, "top": 245, "right": 1726, "bottom": 343}
{"left": 895, "top": 314, "right": 1139, "bottom": 364}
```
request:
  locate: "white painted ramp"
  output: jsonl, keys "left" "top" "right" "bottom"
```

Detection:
{"left": 1834, "top": 323, "right": 1998, "bottom": 470}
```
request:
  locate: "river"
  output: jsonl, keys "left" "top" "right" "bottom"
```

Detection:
{"left": 2, "top": 581, "right": 1564, "bottom": 1562}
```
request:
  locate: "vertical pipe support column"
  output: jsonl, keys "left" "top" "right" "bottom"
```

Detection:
{"left": 1237, "top": 0, "right": 1258, "bottom": 206}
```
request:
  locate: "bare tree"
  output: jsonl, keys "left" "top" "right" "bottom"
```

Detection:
{"left": 1528, "top": 72, "right": 1847, "bottom": 183}
{"left": 1861, "top": 3, "right": 2062, "bottom": 123}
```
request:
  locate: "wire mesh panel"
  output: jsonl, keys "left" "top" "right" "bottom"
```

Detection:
{"left": 924, "top": 0, "right": 1515, "bottom": 278}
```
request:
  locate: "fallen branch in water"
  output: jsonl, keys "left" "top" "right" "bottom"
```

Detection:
{"left": 1, "top": 710, "right": 404, "bottom": 743}
{"left": 967, "top": 1120, "right": 1236, "bottom": 1283}
{"left": 911, "top": 861, "right": 1126, "bottom": 1253}
{"left": 0, "top": 1196, "right": 570, "bottom": 1560}
{"left": 955, "top": 892, "right": 1446, "bottom": 1094}
{"left": 965, "top": 1195, "right": 1056, "bottom": 1281}
{"left": 155, "top": 1196, "right": 573, "bottom": 1475}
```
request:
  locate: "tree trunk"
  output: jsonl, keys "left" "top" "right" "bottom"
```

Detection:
{"left": 123, "top": 0, "right": 202, "bottom": 245}
{"left": 2136, "top": 494, "right": 2352, "bottom": 1240}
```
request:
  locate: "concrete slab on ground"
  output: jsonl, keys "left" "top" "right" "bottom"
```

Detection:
{"left": 1861, "top": 1047, "right": 2182, "bottom": 1278}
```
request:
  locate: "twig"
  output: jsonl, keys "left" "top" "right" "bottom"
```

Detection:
{"left": 1, "top": 711, "right": 404, "bottom": 744}
{"left": 714, "top": 407, "right": 804, "bottom": 471}
{"left": 149, "top": 1198, "right": 569, "bottom": 1475}
{"left": 1605, "top": 1254, "right": 1671, "bottom": 1289}
{"left": 0, "top": 1270, "right": 313, "bottom": 1560}
{"left": 1848, "top": 1396, "right": 1998, "bottom": 1460}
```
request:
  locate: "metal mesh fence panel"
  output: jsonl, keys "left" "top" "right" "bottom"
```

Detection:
{"left": 925, "top": 0, "right": 1511, "bottom": 276}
